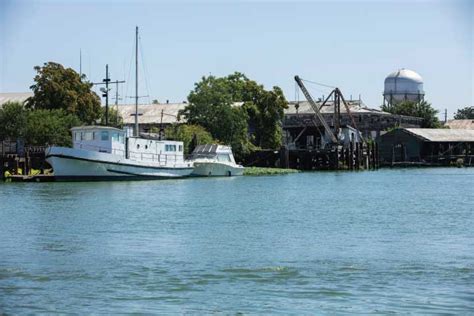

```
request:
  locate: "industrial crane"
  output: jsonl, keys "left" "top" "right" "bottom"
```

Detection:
{"left": 294, "top": 75, "right": 364, "bottom": 147}
{"left": 294, "top": 75, "right": 338, "bottom": 144}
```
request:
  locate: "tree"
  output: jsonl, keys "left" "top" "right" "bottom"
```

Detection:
{"left": 26, "top": 62, "right": 101, "bottom": 124}
{"left": 180, "top": 72, "right": 287, "bottom": 158}
{"left": 161, "top": 124, "right": 215, "bottom": 154}
{"left": 25, "top": 109, "right": 81, "bottom": 147}
{"left": 0, "top": 101, "right": 28, "bottom": 140}
{"left": 181, "top": 74, "right": 253, "bottom": 158}
{"left": 454, "top": 106, "right": 474, "bottom": 119}
{"left": 382, "top": 100, "right": 441, "bottom": 128}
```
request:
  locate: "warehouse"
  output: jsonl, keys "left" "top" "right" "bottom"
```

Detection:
{"left": 377, "top": 128, "right": 474, "bottom": 166}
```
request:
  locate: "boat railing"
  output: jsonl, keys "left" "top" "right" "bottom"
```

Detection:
{"left": 127, "top": 151, "right": 182, "bottom": 166}
{"left": 74, "top": 143, "right": 127, "bottom": 157}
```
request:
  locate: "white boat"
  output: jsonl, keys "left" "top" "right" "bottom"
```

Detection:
{"left": 190, "top": 144, "right": 244, "bottom": 177}
{"left": 46, "top": 126, "right": 193, "bottom": 181}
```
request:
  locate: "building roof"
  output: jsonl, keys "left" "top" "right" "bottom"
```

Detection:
{"left": 116, "top": 100, "right": 395, "bottom": 126}
{"left": 404, "top": 128, "right": 474, "bottom": 142}
{"left": 444, "top": 119, "right": 474, "bottom": 130}
{"left": 71, "top": 125, "right": 124, "bottom": 132}
{"left": 117, "top": 103, "right": 187, "bottom": 125}
{"left": 0, "top": 92, "right": 33, "bottom": 107}
{"left": 285, "top": 100, "right": 392, "bottom": 116}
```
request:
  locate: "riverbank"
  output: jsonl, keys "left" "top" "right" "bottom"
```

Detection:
{"left": 243, "top": 167, "right": 299, "bottom": 176}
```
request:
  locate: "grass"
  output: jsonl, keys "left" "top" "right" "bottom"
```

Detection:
{"left": 243, "top": 167, "right": 300, "bottom": 176}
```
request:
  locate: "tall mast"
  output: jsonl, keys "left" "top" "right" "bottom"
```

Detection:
{"left": 79, "top": 49, "right": 82, "bottom": 78}
{"left": 134, "top": 26, "right": 139, "bottom": 137}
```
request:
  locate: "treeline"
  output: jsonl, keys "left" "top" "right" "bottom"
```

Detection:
{"left": 4, "top": 60, "right": 470, "bottom": 156}
{"left": 381, "top": 101, "right": 473, "bottom": 128}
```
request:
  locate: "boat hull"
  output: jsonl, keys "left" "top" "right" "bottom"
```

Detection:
{"left": 191, "top": 161, "right": 244, "bottom": 177}
{"left": 46, "top": 147, "right": 193, "bottom": 181}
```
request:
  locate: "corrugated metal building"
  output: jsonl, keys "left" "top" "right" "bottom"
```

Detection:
{"left": 444, "top": 119, "right": 474, "bottom": 130}
{"left": 0, "top": 92, "right": 33, "bottom": 108}
{"left": 377, "top": 128, "right": 474, "bottom": 166}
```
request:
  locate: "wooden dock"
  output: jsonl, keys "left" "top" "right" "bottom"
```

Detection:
{"left": 6, "top": 174, "right": 55, "bottom": 182}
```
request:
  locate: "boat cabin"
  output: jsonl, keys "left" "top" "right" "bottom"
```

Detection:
{"left": 191, "top": 144, "right": 236, "bottom": 164}
{"left": 71, "top": 126, "right": 185, "bottom": 164}
{"left": 72, "top": 126, "right": 126, "bottom": 156}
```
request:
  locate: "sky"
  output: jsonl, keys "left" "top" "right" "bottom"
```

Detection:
{"left": 0, "top": 0, "right": 472, "bottom": 119}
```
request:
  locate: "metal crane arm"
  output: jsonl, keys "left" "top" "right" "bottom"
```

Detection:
{"left": 294, "top": 75, "right": 338, "bottom": 144}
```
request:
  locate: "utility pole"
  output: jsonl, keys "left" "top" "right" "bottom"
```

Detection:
{"left": 92, "top": 66, "right": 125, "bottom": 127}
{"left": 114, "top": 80, "right": 121, "bottom": 106}
{"left": 103, "top": 64, "right": 111, "bottom": 126}
{"left": 444, "top": 108, "right": 448, "bottom": 124}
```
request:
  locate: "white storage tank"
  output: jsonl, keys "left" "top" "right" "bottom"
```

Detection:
{"left": 383, "top": 69, "right": 424, "bottom": 105}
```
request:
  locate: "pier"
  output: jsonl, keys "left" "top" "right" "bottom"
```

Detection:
{"left": 1, "top": 141, "right": 50, "bottom": 181}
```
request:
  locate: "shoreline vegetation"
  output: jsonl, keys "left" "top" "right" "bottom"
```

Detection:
{"left": 243, "top": 167, "right": 299, "bottom": 176}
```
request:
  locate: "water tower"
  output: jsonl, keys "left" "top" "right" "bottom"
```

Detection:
{"left": 383, "top": 69, "right": 424, "bottom": 108}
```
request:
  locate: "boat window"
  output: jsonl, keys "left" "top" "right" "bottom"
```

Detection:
{"left": 93, "top": 132, "right": 98, "bottom": 140}
{"left": 118, "top": 134, "right": 124, "bottom": 144}
{"left": 101, "top": 131, "right": 109, "bottom": 141}
{"left": 217, "top": 154, "right": 231, "bottom": 162}
{"left": 74, "top": 132, "right": 80, "bottom": 141}
{"left": 137, "top": 144, "right": 140, "bottom": 149}
{"left": 84, "top": 132, "right": 93, "bottom": 141}
{"left": 111, "top": 132, "right": 119, "bottom": 142}
{"left": 165, "top": 144, "right": 176, "bottom": 151}
{"left": 179, "top": 145, "right": 183, "bottom": 152}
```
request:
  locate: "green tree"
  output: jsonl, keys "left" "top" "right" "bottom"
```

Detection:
{"left": 454, "top": 106, "right": 474, "bottom": 119}
{"left": 0, "top": 101, "right": 28, "bottom": 140}
{"left": 181, "top": 74, "right": 253, "bottom": 158}
{"left": 161, "top": 124, "right": 215, "bottom": 154}
{"left": 25, "top": 109, "right": 81, "bottom": 146}
{"left": 26, "top": 62, "right": 101, "bottom": 124}
{"left": 382, "top": 100, "right": 441, "bottom": 128}
{"left": 180, "top": 72, "right": 287, "bottom": 157}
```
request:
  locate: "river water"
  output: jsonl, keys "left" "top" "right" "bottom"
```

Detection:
{"left": 0, "top": 168, "right": 473, "bottom": 314}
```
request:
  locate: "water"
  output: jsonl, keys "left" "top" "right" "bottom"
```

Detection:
{"left": 1, "top": 169, "right": 473, "bottom": 314}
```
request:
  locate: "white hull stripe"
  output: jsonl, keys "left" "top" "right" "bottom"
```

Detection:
{"left": 45, "top": 154, "right": 193, "bottom": 171}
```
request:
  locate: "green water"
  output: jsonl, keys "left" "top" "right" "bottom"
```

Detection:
{"left": 1, "top": 169, "right": 473, "bottom": 314}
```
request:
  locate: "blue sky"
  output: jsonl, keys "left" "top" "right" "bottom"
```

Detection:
{"left": 0, "top": 0, "right": 472, "bottom": 118}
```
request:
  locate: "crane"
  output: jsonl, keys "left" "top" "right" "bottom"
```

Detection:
{"left": 294, "top": 75, "right": 338, "bottom": 144}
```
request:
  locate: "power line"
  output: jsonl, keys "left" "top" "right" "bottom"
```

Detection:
{"left": 300, "top": 78, "right": 336, "bottom": 89}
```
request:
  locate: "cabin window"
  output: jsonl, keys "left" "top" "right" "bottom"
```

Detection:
{"left": 165, "top": 144, "right": 176, "bottom": 151}
{"left": 111, "top": 132, "right": 119, "bottom": 142}
{"left": 74, "top": 132, "right": 80, "bottom": 141}
{"left": 137, "top": 144, "right": 140, "bottom": 149}
{"left": 84, "top": 132, "right": 93, "bottom": 141}
{"left": 179, "top": 145, "right": 183, "bottom": 152}
{"left": 217, "top": 154, "right": 231, "bottom": 162}
{"left": 118, "top": 134, "right": 124, "bottom": 144}
{"left": 93, "top": 132, "right": 98, "bottom": 140}
{"left": 145, "top": 145, "right": 148, "bottom": 149}
{"left": 101, "top": 131, "right": 109, "bottom": 141}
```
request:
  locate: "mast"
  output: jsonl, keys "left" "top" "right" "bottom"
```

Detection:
{"left": 79, "top": 49, "right": 82, "bottom": 78}
{"left": 134, "top": 26, "right": 139, "bottom": 137}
